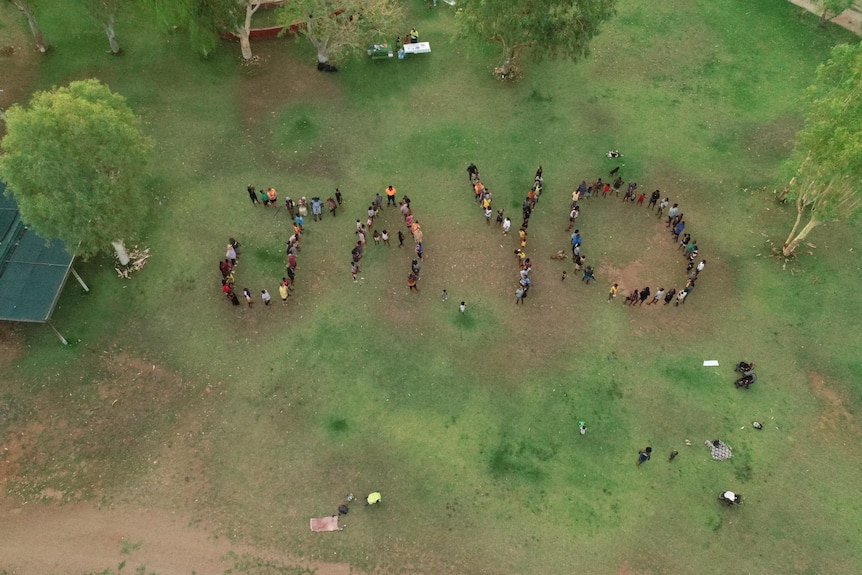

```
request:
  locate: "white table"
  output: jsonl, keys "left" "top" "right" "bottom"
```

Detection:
{"left": 403, "top": 42, "right": 431, "bottom": 55}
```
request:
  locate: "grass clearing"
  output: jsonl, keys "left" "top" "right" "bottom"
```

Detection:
{"left": 1, "top": 0, "right": 861, "bottom": 574}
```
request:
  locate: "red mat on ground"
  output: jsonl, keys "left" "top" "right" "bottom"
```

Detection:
{"left": 310, "top": 516, "right": 340, "bottom": 532}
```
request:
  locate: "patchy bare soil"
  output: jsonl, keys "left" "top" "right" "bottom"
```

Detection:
{"left": 0, "top": 344, "right": 353, "bottom": 574}
{"left": 0, "top": 500, "right": 350, "bottom": 575}
{"left": 810, "top": 371, "right": 855, "bottom": 433}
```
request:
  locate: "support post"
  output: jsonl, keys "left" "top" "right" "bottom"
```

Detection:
{"left": 46, "top": 321, "right": 68, "bottom": 345}
{"left": 71, "top": 267, "right": 90, "bottom": 292}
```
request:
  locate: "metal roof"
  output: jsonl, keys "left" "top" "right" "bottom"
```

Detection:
{"left": 0, "top": 181, "right": 75, "bottom": 322}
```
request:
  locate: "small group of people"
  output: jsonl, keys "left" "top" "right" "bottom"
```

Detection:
{"left": 345, "top": 185, "right": 425, "bottom": 288}
{"left": 514, "top": 255, "right": 532, "bottom": 304}
{"left": 521, "top": 166, "right": 544, "bottom": 230}
{"left": 218, "top": 237, "right": 243, "bottom": 305}
{"left": 734, "top": 360, "right": 757, "bottom": 389}
{"left": 283, "top": 229, "right": 300, "bottom": 299}
{"left": 246, "top": 184, "right": 279, "bottom": 207}
{"left": 247, "top": 184, "right": 344, "bottom": 223}
{"left": 217, "top": 237, "right": 288, "bottom": 307}
{"left": 634, "top": 444, "right": 743, "bottom": 506}
{"left": 467, "top": 163, "right": 508, "bottom": 234}
{"left": 398, "top": 193, "right": 425, "bottom": 291}
{"left": 466, "top": 162, "right": 544, "bottom": 304}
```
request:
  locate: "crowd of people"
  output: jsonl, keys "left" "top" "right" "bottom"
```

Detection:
{"left": 232, "top": 155, "right": 709, "bottom": 311}
{"left": 221, "top": 184, "right": 324, "bottom": 308}
{"left": 561, "top": 162, "right": 708, "bottom": 308}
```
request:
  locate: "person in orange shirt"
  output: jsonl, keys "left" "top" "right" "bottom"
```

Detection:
{"left": 407, "top": 273, "right": 419, "bottom": 292}
{"left": 386, "top": 185, "right": 397, "bottom": 206}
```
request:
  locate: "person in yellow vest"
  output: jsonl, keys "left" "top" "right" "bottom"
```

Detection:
{"left": 409, "top": 28, "right": 419, "bottom": 43}
{"left": 366, "top": 491, "right": 381, "bottom": 505}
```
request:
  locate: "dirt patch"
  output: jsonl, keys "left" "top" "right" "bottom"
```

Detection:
{"left": 0, "top": 499, "right": 350, "bottom": 575}
{"left": 1, "top": 351, "right": 212, "bottom": 504}
{"left": 743, "top": 115, "right": 800, "bottom": 162}
{"left": 617, "top": 563, "right": 644, "bottom": 575}
{"left": 237, "top": 39, "right": 346, "bottom": 176}
{"left": 810, "top": 371, "right": 855, "bottom": 432}
{"left": 0, "top": 325, "right": 26, "bottom": 369}
{"left": 0, "top": 421, "right": 45, "bottom": 487}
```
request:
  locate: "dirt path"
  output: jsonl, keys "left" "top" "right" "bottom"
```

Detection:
{"left": 0, "top": 498, "right": 349, "bottom": 575}
{"left": 787, "top": 0, "right": 862, "bottom": 35}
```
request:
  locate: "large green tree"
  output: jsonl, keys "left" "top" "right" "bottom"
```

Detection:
{"left": 782, "top": 41, "right": 862, "bottom": 257}
{"left": 458, "top": 0, "right": 616, "bottom": 78}
{"left": 278, "top": 0, "right": 403, "bottom": 65}
{"left": 0, "top": 79, "right": 153, "bottom": 260}
{"left": 7, "top": 0, "right": 48, "bottom": 53}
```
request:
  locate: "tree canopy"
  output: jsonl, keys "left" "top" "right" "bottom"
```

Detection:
{"left": 279, "top": 0, "right": 403, "bottom": 65}
{"left": 457, "top": 0, "right": 616, "bottom": 78}
{"left": 0, "top": 79, "right": 153, "bottom": 260}
{"left": 782, "top": 41, "right": 862, "bottom": 256}
{"left": 148, "top": 0, "right": 254, "bottom": 58}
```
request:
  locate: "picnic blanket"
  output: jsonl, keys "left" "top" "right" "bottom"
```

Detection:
{"left": 705, "top": 440, "right": 733, "bottom": 461}
{"left": 310, "top": 515, "right": 341, "bottom": 532}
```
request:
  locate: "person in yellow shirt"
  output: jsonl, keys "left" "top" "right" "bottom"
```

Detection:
{"left": 409, "top": 28, "right": 419, "bottom": 43}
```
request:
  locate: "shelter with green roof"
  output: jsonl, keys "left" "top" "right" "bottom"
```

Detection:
{"left": 0, "top": 181, "right": 88, "bottom": 343}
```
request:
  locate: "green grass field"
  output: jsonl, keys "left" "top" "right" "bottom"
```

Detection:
{"left": 1, "top": 0, "right": 861, "bottom": 574}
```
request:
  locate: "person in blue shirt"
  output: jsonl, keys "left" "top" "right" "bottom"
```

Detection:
{"left": 571, "top": 229, "right": 582, "bottom": 258}
{"left": 672, "top": 220, "right": 685, "bottom": 239}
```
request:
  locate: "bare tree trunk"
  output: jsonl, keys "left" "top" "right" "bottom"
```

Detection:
{"left": 238, "top": 29, "right": 252, "bottom": 60}
{"left": 12, "top": 0, "right": 48, "bottom": 53}
{"left": 112, "top": 241, "right": 130, "bottom": 266}
{"left": 783, "top": 216, "right": 820, "bottom": 256}
{"left": 492, "top": 36, "right": 529, "bottom": 78}
{"left": 500, "top": 46, "right": 516, "bottom": 76}
{"left": 783, "top": 194, "right": 806, "bottom": 249}
{"left": 104, "top": 14, "right": 120, "bottom": 54}
{"left": 492, "top": 36, "right": 513, "bottom": 76}
{"left": 236, "top": 1, "right": 261, "bottom": 60}
{"left": 308, "top": 34, "right": 329, "bottom": 63}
